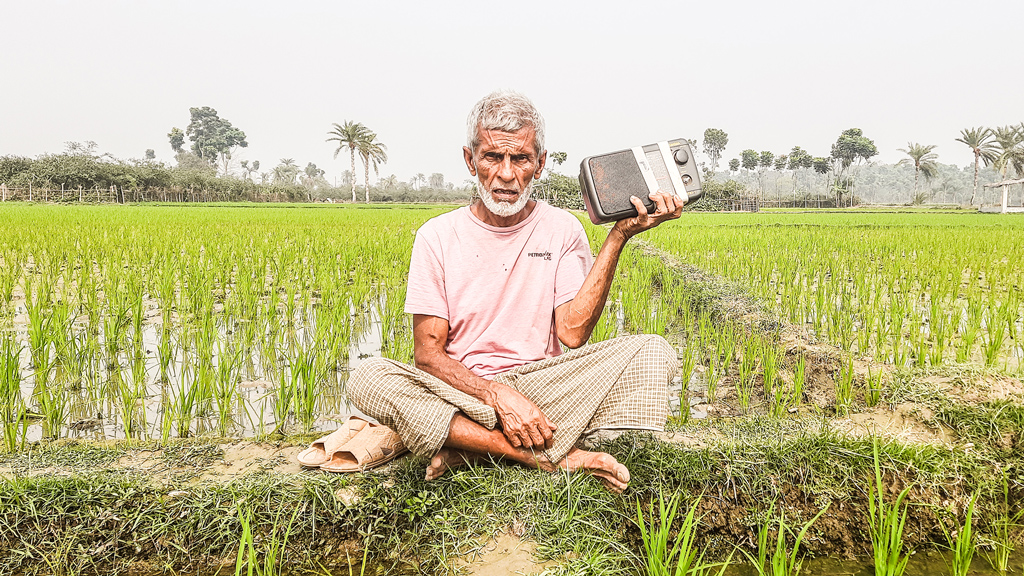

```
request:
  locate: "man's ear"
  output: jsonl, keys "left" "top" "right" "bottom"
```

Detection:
{"left": 463, "top": 146, "right": 477, "bottom": 177}
{"left": 534, "top": 150, "right": 547, "bottom": 180}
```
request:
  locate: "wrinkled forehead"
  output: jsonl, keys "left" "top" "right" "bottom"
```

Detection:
{"left": 475, "top": 126, "right": 538, "bottom": 156}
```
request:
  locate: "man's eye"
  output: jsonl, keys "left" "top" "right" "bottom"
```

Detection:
{"left": 513, "top": 155, "right": 529, "bottom": 163}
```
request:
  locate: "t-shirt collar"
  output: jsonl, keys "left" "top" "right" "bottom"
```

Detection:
{"left": 465, "top": 201, "right": 544, "bottom": 233}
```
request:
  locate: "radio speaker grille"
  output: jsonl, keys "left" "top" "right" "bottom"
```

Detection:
{"left": 586, "top": 152, "right": 650, "bottom": 216}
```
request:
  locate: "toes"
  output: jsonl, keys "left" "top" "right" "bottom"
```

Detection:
{"left": 591, "top": 469, "right": 629, "bottom": 492}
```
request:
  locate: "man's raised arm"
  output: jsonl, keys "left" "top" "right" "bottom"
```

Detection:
{"left": 554, "top": 190, "right": 683, "bottom": 348}
{"left": 412, "top": 314, "right": 556, "bottom": 450}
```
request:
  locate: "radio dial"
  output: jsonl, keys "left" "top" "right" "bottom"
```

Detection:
{"left": 673, "top": 148, "right": 689, "bottom": 165}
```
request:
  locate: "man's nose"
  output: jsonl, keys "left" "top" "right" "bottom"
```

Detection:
{"left": 496, "top": 156, "right": 515, "bottom": 181}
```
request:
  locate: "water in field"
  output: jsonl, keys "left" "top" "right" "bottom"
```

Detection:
{"left": 10, "top": 297, "right": 389, "bottom": 442}
{"left": 726, "top": 550, "right": 1024, "bottom": 576}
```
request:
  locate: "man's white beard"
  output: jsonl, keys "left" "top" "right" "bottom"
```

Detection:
{"left": 477, "top": 180, "right": 533, "bottom": 218}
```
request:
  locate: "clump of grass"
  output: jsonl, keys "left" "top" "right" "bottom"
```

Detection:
{"left": 982, "top": 471, "right": 1023, "bottom": 574}
{"left": 933, "top": 399, "right": 1024, "bottom": 448}
{"left": 867, "top": 439, "right": 913, "bottom": 576}
{"left": 940, "top": 492, "right": 977, "bottom": 576}
{"left": 744, "top": 501, "right": 829, "bottom": 576}
{"left": 636, "top": 492, "right": 729, "bottom": 576}
{"left": 233, "top": 501, "right": 298, "bottom": 576}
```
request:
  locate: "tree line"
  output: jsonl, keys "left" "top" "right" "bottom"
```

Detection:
{"left": 701, "top": 123, "right": 1024, "bottom": 206}
{"left": 0, "top": 105, "right": 587, "bottom": 207}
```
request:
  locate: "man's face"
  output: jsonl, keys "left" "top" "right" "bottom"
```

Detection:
{"left": 463, "top": 126, "right": 547, "bottom": 217}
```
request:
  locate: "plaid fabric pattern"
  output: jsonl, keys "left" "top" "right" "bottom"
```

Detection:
{"left": 347, "top": 334, "right": 677, "bottom": 463}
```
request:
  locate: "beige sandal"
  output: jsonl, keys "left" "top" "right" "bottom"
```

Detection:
{"left": 296, "top": 416, "right": 369, "bottom": 467}
{"left": 319, "top": 425, "right": 408, "bottom": 473}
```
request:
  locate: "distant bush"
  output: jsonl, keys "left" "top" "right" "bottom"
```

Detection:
{"left": 0, "top": 153, "right": 325, "bottom": 202}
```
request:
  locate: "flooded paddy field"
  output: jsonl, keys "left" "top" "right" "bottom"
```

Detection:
{"left": 1, "top": 203, "right": 1023, "bottom": 575}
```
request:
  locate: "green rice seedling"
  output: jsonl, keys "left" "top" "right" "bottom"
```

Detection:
{"left": 835, "top": 294, "right": 854, "bottom": 351}
{"left": 213, "top": 343, "right": 242, "bottom": 436}
{"left": 867, "top": 439, "right": 913, "bottom": 576}
{"left": 889, "top": 304, "right": 908, "bottom": 367}
{"left": 637, "top": 492, "right": 723, "bottom": 576}
{"left": 128, "top": 289, "right": 145, "bottom": 362}
{"left": 34, "top": 369, "right": 69, "bottom": 441}
{"left": 909, "top": 309, "right": 927, "bottom": 369}
{"left": 0, "top": 251, "right": 20, "bottom": 315}
{"left": 792, "top": 355, "right": 805, "bottom": 409}
{"left": 957, "top": 299, "right": 983, "bottom": 363}
{"left": 744, "top": 501, "right": 829, "bottom": 576}
{"left": 812, "top": 284, "right": 826, "bottom": 336}
{"left": 705, "top": 361, "right": 720, "bottom": 404}
{"left": 157, "top": 326, "right": 175, "bottom": 383}
{"left": 590, "top": 304, "right": 618, "bottom": 343}
{"left": 835, "top": 355, "right": 854, "bottom": 416}
{"left": 113, "top": 359, "right": 147, "bottom": 439}
{"left": 168, "top": 361, "right": 210, "bottom": 439}
{"left": 940, "top": 492, "right": 976, "bottom": 576}
{"left": 240, "top": 388, "right": 270, "bottom": 441}
{"left": 678, "top": 345, "right": 696, "bottom": 394}
{"left": 928, "top": 300, "right": 947, "bottom": 366}
{"left": 736, "top": 340, "right": 757, "bottom": 413}
{"left": 761, "top": 343, "right": 783, "bottom": 416}
{"left": 0, "top": 337, "right": 28, "bottom": 452}
{"left": 983, "top": 305, "right": 1008, "bottom": 368}
{"left": 982, "top": 471, "right": 1023, "bottom": 574}
{"left": 26, "top": 292, "right": 53, "bottom": 371}
{"left": 234, "top": 503, "right": 299, "bottom": 576}
{"left": 857, "top": 312, "right": 874, "bottom": 357}
{"left": 865, "top": 365, "right": 883, "bottom": 408}
{"left": 272, "top": 364, "right": 295, "bottom": 435}
{"left": 291, "top": 345, "right": 326, "bottom": 433}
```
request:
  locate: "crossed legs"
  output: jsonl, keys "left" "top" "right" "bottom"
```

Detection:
{"left": 427, "top": 413, "right": 631, "bottom": 492}
{"left": 347, "top": 335, "right": 675, "bottom": 493}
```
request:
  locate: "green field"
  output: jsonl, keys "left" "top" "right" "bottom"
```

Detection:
{"left": 2, "top": 203, "right": 1024, "bottom": 575}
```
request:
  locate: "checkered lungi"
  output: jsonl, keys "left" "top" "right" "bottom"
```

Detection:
{"left": 346, "top": 334, "right": 677, "bottom": 463}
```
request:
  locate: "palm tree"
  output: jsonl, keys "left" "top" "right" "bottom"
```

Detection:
{"left": 273, "top": 158, "right": 299, "bottom": 186}
{"left": 357, "top": 133, "right": 388, "bottom": 203}
{"left": 991, "top": 125, "right": 1024, "bottom": 179}
{"left": 380, "top": 174, "right": 398, "bottom": 190}
{"left": 955, "top": 127, "right": 998, "bottom": 206}
{"left": 897, "top": 142, "right": 939, "bottom": 201}
{"left": 991, "top": 125, "right": 1024, "bottom": 209}
{"left": 327, "top": 121, "right": 370, "bottom": 202}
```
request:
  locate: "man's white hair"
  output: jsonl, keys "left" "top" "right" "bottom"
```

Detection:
{"left": 466, "top": 90, "right": 546, "bottom": 155}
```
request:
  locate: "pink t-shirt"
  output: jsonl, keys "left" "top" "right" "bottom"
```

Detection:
{"left": 405, "top": 202, "right": 594, "bottom": 378}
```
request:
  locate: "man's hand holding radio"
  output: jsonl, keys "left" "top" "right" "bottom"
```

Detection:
{"left": 614, "top": 190, "right": 684, "bottom": 240}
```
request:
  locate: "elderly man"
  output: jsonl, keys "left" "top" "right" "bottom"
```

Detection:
{"left": 348, "top": 90, "right": 681, "bottom": 492}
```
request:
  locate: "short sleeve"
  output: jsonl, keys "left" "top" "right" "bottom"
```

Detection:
{"left": 553, "top": 226, "right": 593, "bottom": 308}
{"left": 404, "top": 226, "right": 450, "bottom": 320}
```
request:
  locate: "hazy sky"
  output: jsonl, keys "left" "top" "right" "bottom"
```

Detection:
{"left": 2, "top": 0, "right": 1022, "bottom": 186}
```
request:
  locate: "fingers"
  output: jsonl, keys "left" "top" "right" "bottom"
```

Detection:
{"left": 505, "top": 428, "right": 522, "bottom": 448}
{"left": 525, "top": 425, "right": 545, "bottom": 448}
{"left": 629, "top": 195, "right": 649, "bottom": 225}
{"left": 540, "top": 421, "right": 554, "bottom": 449}
{"left": 649, "top": 189, "right": 670, "bottom": 214}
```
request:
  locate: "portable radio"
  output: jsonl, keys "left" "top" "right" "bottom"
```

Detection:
{"left": 578, "top": 139, "right": 703, "bottom": 225}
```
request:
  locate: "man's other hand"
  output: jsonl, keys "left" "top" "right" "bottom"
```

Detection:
{"left": 487, "top": 382, "right": 557, "bottom": 450}
{"left": 613, "top": 189, "right": 683, "bottom": 239}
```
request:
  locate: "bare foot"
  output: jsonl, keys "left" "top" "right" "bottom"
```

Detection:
{"left": 425, "top": 448, "right": 482, "bottom": 481}
{"left": 557, "top": 448, "right": 631, "bottom": 493}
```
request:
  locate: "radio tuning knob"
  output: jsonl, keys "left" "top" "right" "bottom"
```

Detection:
{"left": 673, "top": 148, "right": 689, "bottom": 165}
